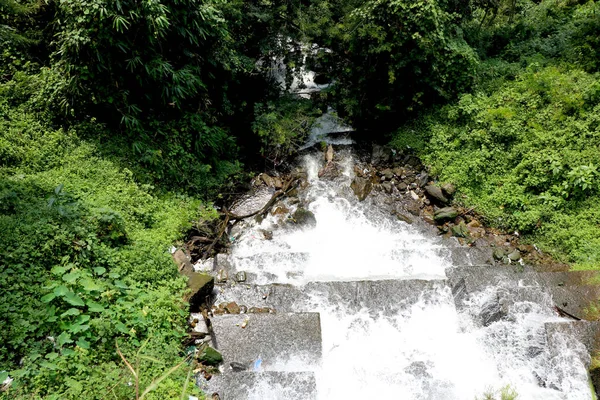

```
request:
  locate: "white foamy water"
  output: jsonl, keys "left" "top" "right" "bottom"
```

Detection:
{"left": 228, "top": 152, "right": 592, "bottom": 400}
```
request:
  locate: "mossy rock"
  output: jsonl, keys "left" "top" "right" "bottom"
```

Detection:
{"left": 434, "top": 207, "right": 458, "bottom": 222}
{"left": 198, "top": 346, "right": 223, "bottom": 366}
{"left": 292, "top": 208, "right": 317, "bottom": 227}
{"left": 187, "top": 272, "right": 214, "bottom": 311}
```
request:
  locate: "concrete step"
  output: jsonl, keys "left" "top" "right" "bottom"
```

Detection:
{"left": 201, "top": 371, "right": 317, "bottom": 400}
{"left": 212, "top": 279, "right": 447, "bottom": 314}
{"left": 210, "top": 312, "right": 322, "bottom": 371}
{"left": 447, "top": 265, "right": 600, "bottom": 292}
{"left": 545, "top": 320, "right": 600, "bottom": 359}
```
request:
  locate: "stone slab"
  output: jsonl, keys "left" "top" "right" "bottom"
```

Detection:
{"left": 202, "top": 371, "right": 317, "bottom": 400}
{"left": 210, "top": 312, "right": 322, "bottom": 370}
{"left": 213, "top": 279, "right": 447, "bottom": 314}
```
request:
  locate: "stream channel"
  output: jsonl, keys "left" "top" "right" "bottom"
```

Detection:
{"left": 196, "top": 144, "right": 594, "bottom": 400}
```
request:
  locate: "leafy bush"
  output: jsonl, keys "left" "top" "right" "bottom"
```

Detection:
{"left": 0, "top": 96, "right": 213, "bottom": 398}
{"left": 393, "top": 65, "right": 600, "bottom": 267}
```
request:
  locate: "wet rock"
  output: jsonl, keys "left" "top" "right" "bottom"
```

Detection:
{"left": 225, "top": 302, "right": 241, "bottom": 314}
{"left": 187, "top": 273, "right": 214, "bottom": 311}
{"left": 417, "top": 172, "right": 429, "bottom": 188}
{"left": 292, "top": 208, "right": 317, "bottom": 227}
{"left": 198, "top": 346, "right": 223, "bottom": 366}
{"left": 480, "top": 294, "right": 507, "bottom": 326}
{"left": 318, "top": 162, "right": 342, "bottom": 180}
{"left": 235, "top": 271, "right": 247, "bottom": 283}
{"left": 260, "top": 229, "right": 273, "bottom": 240}
{"left": 371, "top": 144, "right": 392, "bottom": 165}
{"left": 217, "top": 269, "right": 228, "bottom": 283}
{"left": 351, "top": 177, "right": 373, "bottom": 201}
{"left": 393, "top": 167, "right": 404, "bottom": 177}
{"left": 404, "top": 361, "right": 432, "bottom": 379}
{"left": 380, "top": 168, "right": 394, "bottom": 180}
{"left": 434, "top": 207, "right": 458, "bottom": 222}
{"left": 451, "top": 222, "right": 470, "bottom": 238}
{"left": 441, "top": 183, "right": 456, "bottom": 197}
{"left": 382, "top": 181, "right": 393, "bottom": 194}
{"left": 230, "top": 362, "right": 249, "bottom": 372}
{"left": 409, "top": 190, "right": 419, "bottom": 201}
{"left": 271, "top": 206, "right": 289, "bottom": 216}
{"left": 325, "top": 144, "right": 334, "bottom": 163}
{"left": 260, "top": 173, "right": 275, "bottom": 187}
{"left": 397, "top": 182, "right": 408, "bottom": 191}
{"left": 272, "top": 176, "right": 284, "bottom": 189}
{"left": 424, "top": 185, "right": 449, "bottom": 204}
{"left": 395, "top": 213, "right": 413, "bottom": 224}
{"left": 406, "top": 202, "right": 421, "bottom": 216}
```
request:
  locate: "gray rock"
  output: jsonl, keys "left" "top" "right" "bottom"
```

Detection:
{"left": 235, "top": 271, "right": 247, "bottom": 283}
{"left": 380, "top": 168, "right": 394, "bottom": 180}
{"left": 434, "top": 207, "right": 458, "bottom": 222}
{"left": 397, "top": 182, "right": 408, "bottom": 191}
{"left": 371, "top": 144, "right": 392, "bottom": 165}
{"left": 507, "top": 249, "right": 521, "bottom": 261}
{"left": 441, "top": 183, "right": 456, "bottom": 197}
{"left": 351, "top": 177, "right": 373, "bottom": 201}
{"left": 417, "top": 172, "right": 429, "bottom": 188}
{"left": 382, "top": 181, "right": 393, "bottom": 194}
{"left": 292, "top": 208, "right": 317, "bottom": 227}
{"left": 424, "top": 185, "right": 449, "bottom": 204}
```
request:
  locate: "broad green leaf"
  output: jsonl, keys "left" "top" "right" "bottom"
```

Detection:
{"left": 41, "top": 293, "right": 56, "bottom": 303}
{"left": 51, "top": 266, "right": 67, "bottom": 275}
{"left": 74, "top": 315, "right": 90, "bottom": 324}
{"left": 64, "top": 292, "right": 85, "bottom": 307}
{"left": 115, "top": 321, "right": 129, "bottom": 334}
{"left": 108, "top": 272, "right": 120, "bottom": 279}
{"left": 114, "top": 280, "right": 128, "bottom": 289}
{"left": 62, "top": 272, "right": 80, "bottom": 283}
{"left": 53, "top": 285, "right": 69, "bottom": 297}
{"left": 60, "top": 308, "right": 81, "bottom": 317}
{"left": 62, "top": 348, "right": 76, "bottom": 357}
{"left": 86, "top": 301, "right": 105, "bottom": 313}
{"left": 80, "top": 279, "right": 104, "bottom": 292}
{"left": 45, "top": 352, "right": 59, "bottom": 360}
{"left": 93, "top": 267, "right": 106, "bottom": 275}
{"left": 70, "top": 324, "right": 90, "bottom": 333}
{"left": 76, "top": 338, "right": 90, "bottom": 349}
{"left": 0, "top": 371, "right": 8, "bottom": 383}
{"left": 57, "top": 332, "right": 72, "bottom": 346}
{"left": 39, "top": 361, "right": 58, "bottom": 370}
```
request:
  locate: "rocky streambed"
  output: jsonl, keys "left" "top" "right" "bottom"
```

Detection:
{"left": 174, "top": 144, "right": 600, "bottom": 400}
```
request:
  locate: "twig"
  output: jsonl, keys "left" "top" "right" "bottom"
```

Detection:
{"left": 116, "top": 339, "right": 139, "bottom": 400}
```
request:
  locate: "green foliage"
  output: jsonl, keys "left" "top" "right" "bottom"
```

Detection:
{"left": 323, "top": 0, "right": 479, "bottom": 131}
{"left": 475, "top": 385, "right": 519, "bottom": 400}
{"left": 394, "top": 65, "right": 600, "bottom": 267}
{"left": 0, "top": 95, "right": 214, "bottom": 398}
{"left": 253, "top": 96, "right": 320, "bottom": 163}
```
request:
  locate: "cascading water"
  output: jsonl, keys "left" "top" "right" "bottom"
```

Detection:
{"left": 212, "top": 149, "right": 593, "bottom": 400}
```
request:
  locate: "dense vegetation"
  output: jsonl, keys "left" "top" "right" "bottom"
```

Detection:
{"left": 1, "top": 0, "right": 600, "bottom": 398}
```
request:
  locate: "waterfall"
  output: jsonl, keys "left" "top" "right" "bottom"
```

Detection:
{"left": 204, "top": 150, "right": 593, "bottom": 400}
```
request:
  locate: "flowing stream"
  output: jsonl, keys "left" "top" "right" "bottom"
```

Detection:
{"left": 215, "top": 149, "right": 592, "bottom": 400}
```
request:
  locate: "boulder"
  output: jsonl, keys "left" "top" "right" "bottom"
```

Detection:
{"left": 424, "top": 185, "right": 449, "bottom": 204}
{"left": 292, "top": 208, "right": 317, "bottom": 227}
{"left": 318, "top": 162, "right": 342, "bottom": 180}
{"left": 507, "top": 249, "right": 521, "bottom": 261}
{"left": 451, "top": 222, "right": 470, "bottom": 238}
{"left": 433, "top": 207, "right": 459, "bottom": 222}
{"left": 172, "top": 248, "right": 193, "bottom": 274}
{"left": 260, "top": 173, "right": 275, "bottom": 187}
{"left": 198, "top": 346, "right": 223, "bottom": 366}
{"left": 417, "top": 172, "right": 429, "bottom": 188}
{"left": 382, "top": 181, "right": 393, "bottom": 194}
{"left": 397, "top": 182, "right": 408, "bottom": 191}
{"left": 380, "top": 168, "right": 394, "bottom": 180}
{"left": 441, "top": 183, "right": 456, "bottom": 197}
{"left": 351, "top": 177, "right": 373, "bottom": 201}
{"left": 187, "top": 273, "right": 215, "bottom": 311}
{"left": 371, "top": 144, "right": 392, "bottom": 165}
